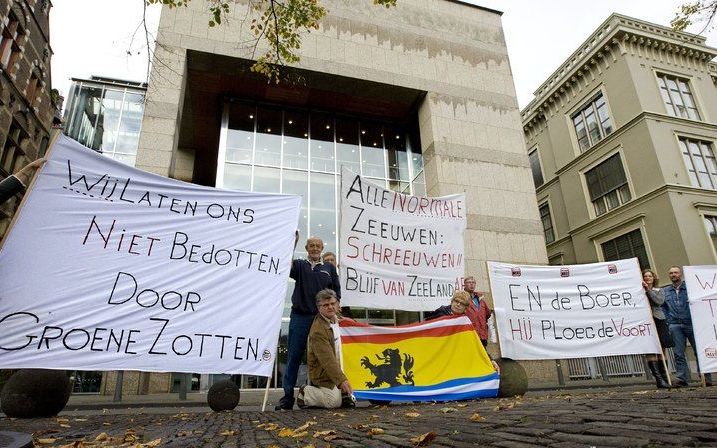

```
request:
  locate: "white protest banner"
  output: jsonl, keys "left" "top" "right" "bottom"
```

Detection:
{"left": 0, "top": 135, "right": 300, "bottom": 376}
{"left": 339, "top": 167, "right": 466, "bottom": 311}
{"left": 487, "top": 259, "right": 661, "bottom": 360}
{"left": 683, "top": 265, "right": 717, "bottom": 374}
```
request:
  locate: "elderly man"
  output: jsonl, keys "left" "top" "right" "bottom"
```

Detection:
{"left": 276, "top": 235, "right": 341, "bottom": 410}
{"left": 463, "top": 276, "right": 492, "bottom": 347}
{"left": 322, "top": 251, "right": 337, "bottom": 268}
{"left": 662, "top": 266, "right": 713, "bottom": 387}
{"left": 297, "top": 289, "right": 354, "bottom": 409}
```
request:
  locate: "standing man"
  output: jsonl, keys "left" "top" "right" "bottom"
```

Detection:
{"left": 296, "top": 289, "right": 354, "bottom": 409}
{"left": 662, "top": 266, "right": 712, "bottom": 387}
{"left": 463, "top": 276, "right": 492, "bottom": 347}
{"left": 276, "top": 235, "right": 340, "bottom": 410}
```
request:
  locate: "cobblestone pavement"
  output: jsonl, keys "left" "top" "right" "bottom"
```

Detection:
{"left": 4, "top": 386, "right": 717, "bottom": 447}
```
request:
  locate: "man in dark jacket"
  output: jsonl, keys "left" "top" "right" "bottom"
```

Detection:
{"left": 276, "top": 235, "right": 341, "bottom": 410}
{"left": 296, "top": 288, "right": 353, "bottom": 408}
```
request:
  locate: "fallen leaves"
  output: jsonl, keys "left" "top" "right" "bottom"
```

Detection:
{"left": 35, "top": 439, "right": 57, "bottom": 445}
{"left": 256, "top": 422, "right": 279, "bottom": 431}
{"left": 411, "top": 431, "right": 437, "bottom": 446}
{"left": 367, "top": 427, "right": 384, "bottom": 436}
{"left": 219, "top": 429, "right": 238, "bottom": 436}
{"left": 439, "top": 407, "right": 457, "bottom": 413}
{"left": 470, "top": 413, "right": 484, "bottom": 422}
{"left": 405, "top": 412, "right": 421, "bottom": 418}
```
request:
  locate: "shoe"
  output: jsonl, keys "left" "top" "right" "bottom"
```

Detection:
{"left": 673, "top": 379, "right": 688, "bottom": 388}
{"left": 706, "top": 381, "right": 713, "bottom": 387}
{"left": 341, "top": 394, "right": 356, "bottom": 408}
{"left": 274, "top": 395, "right": 294, "bottom": 410}
{"left": 647, "top": 361, "right": 670, "bottom": 389}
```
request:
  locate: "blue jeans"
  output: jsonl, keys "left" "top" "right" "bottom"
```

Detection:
{"left": 670, "top": 322, "right": 712, "bottom": 383}
{"left": 281, "top": 312, "right": 315, "bottom": 399}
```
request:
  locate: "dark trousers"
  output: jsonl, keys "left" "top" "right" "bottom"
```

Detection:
{"left": 282, "top": 312, "right": 315, "bottom": 398}
{"left": 670, "top": 322, "right": 712, "bottom": 383}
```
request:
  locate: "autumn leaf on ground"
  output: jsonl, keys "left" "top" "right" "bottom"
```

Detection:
{"left": 56, "top": 418, "right": 69, "bottom": 424}
{"left": 144, "top": 439, "right": 162, "bottom": 447}
{"left": 258, "top": 423, "right": 279, "bottom": 431}
{"left": 292, "top": 431, "right": 309, "bottom": 438}
{"left": 278, "top": 428, "right": 295, "bottom": 437}
{"left": 332, "top": 412, "right": 346, "bottom": 417}
{"left": 470, "top": 413, "right": 484, "bottom": 422}
{"left": 95, "top": 433, "right": 109, "bottom": 442}
{"left": 313, "top": 430, "right": 336, "bottom": 438}
{"left": 102, "top": 422, "right": 111, "bottom": 426}
{"left": 294, "top": 421, "right": 318, "bottom": 432}
{"left": 59, "top": 424, "right": 71, "bottom": 428}
{"left": 35, "top": 439, "right": 57, "bottom": 445}
{"left": 369, "top": 414, "right": 380, "bottom": 420}
{"left": 411, "top": 431, "right": 437, "bottom": 446}
{"left": 405, "top": 412, "right": 421, "bottom": 418}
{"left": 325, "top": 435, "right": 338, "bottom": 441}
{"left": 57, "top": 441, "right": 86, "bottom": 448}
{"left": 351, "top": 424, "right": 369, "bottom": 430}
{"left": 219, "top": 430, "right": 237, "bottom": 436}
{"left": 73, "top": 418, "right": 88, "bottom": 422}
{"left": 368, "top": 428, "right": 385, "bottom": 435}
{"left": 439, "top": 407, "right": 457, "bottom": 413}
{"left": 456, "top": 403, "right": 468, "bottom": 408}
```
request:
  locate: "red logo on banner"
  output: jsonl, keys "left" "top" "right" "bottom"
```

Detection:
{"left": 511, "top": 267, "right": 521, "bottom": 277}
{"left": 608, "top": 264, "right": 617, "bottom": 274}
{"left": 560, "top": 267, "right": 570, "bottom": 278}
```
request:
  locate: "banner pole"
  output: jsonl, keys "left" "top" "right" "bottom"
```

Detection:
{"left": 484, "top": 260, "right": 502, "bottom": 359}
{"left": 661, "top": 350, "right": 672, "bottom": 387}
{"left": 701, "top": 372, "right": 706, "bottom": 388}
{"left": 261, "top": 372, "right": 272, "bottom": 412}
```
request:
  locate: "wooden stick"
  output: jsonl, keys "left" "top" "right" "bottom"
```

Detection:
{"left": 660, "top": 350, "right": 671, "bottom": 387}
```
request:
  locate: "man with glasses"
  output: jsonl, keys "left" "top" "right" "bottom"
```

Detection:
{"left": 296, "top": 289, "right": 354, "bottom": 409}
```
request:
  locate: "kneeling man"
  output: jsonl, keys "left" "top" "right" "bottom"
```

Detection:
{"left": 297, "top": 289, "right": 354, "bottom": 409}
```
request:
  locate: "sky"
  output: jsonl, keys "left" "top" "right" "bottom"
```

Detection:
{"left": 50, "top": 0, "right": 716, "bottom": 109}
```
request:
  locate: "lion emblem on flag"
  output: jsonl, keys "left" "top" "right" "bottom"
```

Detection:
{"left": 360, "top": 348, "right": 415, "bottom": 388}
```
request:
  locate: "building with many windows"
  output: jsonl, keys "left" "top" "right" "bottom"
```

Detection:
{"left": 0, "top": 0, "right": 58, "bottom": 234}
{"left": 63, "top": 76, "right": 146, "bottom": 167}
{"left": 522, "top": 14, "right": 717, "bottom": 380}
{"left": 98, "top": 0, "right": 553, "bottom": 395}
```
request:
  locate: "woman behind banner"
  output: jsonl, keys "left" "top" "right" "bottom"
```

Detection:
{"left": 643, "top": 268, "right": 673, "bottom": 389}
{"left": 427, "top": 291, "right": 500, "bottom": 373}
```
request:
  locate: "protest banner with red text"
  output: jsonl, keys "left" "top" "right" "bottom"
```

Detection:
{"left": 684, "top": 265, "right": 717, "bottom": 374}
{"left": 487, "top": 259, "right": 661, "bottom": 360}
{"left": 339, "top": 168, "right": 466, "bottom": 311}
{"left": 0, "top": 135, "right": 300, "bottom": 376}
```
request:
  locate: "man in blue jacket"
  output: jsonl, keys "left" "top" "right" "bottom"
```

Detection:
{"left": 276, "top": 234, "right": 340, "bottom": 410}
{"left": 662, "top": 265, "right": 712, "bottom": 387}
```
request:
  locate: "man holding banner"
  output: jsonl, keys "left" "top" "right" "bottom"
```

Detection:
{"left": 276, "top": 235, "right": 341, "bottom": 410}
{"left": 663, "top": 266, "right": 713, "bottom": 387}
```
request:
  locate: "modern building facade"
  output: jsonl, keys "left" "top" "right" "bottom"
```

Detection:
{"left": 0, "top": 0, "right": 58, "bottom": 234}
{"left": 103, "top": 0, "right": 552, "bottom": 395}
{"left": 522, "top": 14, "right": 717, "bottom": 380}
{"left": 63, "top": 76, "right": 146, "bottom": 167}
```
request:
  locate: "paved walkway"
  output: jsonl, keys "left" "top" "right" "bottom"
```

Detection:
{"left": 4, "top": 385, "right": 717, "bottom": 447}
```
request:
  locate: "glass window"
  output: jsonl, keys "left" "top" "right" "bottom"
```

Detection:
{"left": 385, "top": 125, "right": 409, "bottom": 181}
{"left": 679, "top": 137, "right": 717, "bottom": 190}
{"left": 1, "top": 120, "right": 27, "bottom": 176}
{"left": 657, "top": 73, "right": 701, "bottom": 120}
{"left": 226, "top": 103, "right": 255, "bottom": 164}
{"left": 310, "top": 113, "right": 334, "bottom": 172}
{"left": 0, "top": 13, "right": 24, "bottom": 74}
{"left": 282, "top": 169, "right": 308, "bottom": 250}
{"left": 335, "top": 117, "right": 360, "bottom": 174}
{"left": 97, "top": 89, "right": 125, "bottom": 154}
{"left": 310, "top": 172, "right": 337, "bottom": 251}
{"left": 360, "top": 121, "right": 385, "bottom": 177}
{"left": 705, "top": 216, "right": 717, "bottom": 253}
{"left": 572, "top": 93, "right": 613, "bottom": 152}
{"left": 223, "top": 163, "right": 251, "bottom": 191}
{"left": 254, "top": 106, "right": 282, "bottom": 166}
{"left": 283, "top": 110, "right": 308, "bottom": 170}
{"left": 528, "top": 149, "right": 543, "bottom": 188}
{"left": 585, "top": 154, "right": 631, "bottom": 216}
{"left": 539, "top": 202, "right": 555, "bottom": 244}
{"left": 601, "top": 229, "right": 650, "bottom": 270}
{"left": 65, "top": 85, "right": 104, "bottom": 150}
{"left": 114, "top": 92, "right": 144, "bottom": 155}
{"left": 253, "top": 166, "right": 281, "bottom": 193}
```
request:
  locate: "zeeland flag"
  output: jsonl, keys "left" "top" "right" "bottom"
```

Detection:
{"left": 340, "top": 316, "right": 499, "bottom": 402}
